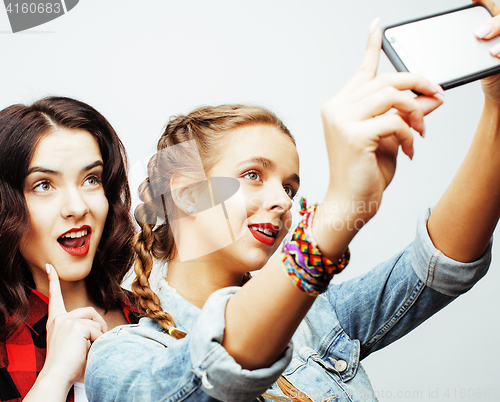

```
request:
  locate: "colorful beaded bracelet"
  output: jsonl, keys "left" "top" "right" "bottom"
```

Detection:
{"left": 281, "top": 198, "right": 350, "bottom": 296}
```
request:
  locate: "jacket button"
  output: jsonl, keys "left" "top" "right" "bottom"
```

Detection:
{"left": 329, "top": 357, "right": 348, "bottom": 372}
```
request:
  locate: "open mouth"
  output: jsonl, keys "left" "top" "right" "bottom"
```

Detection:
{"left": 248, "top": 224, "right": 279, "bottom": 246}
{"left": 57, "top": 227, "right": 92, "bottom": 257}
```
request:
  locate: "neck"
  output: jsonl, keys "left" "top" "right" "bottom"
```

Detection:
{"left": 33, "top": 272, "right": 97, "bottom": 313}
{"left": 166, "top": 254, "right": 244, "bottom": 309}
{"left": 60, "top": 280, "right": 97, "bottom": 312}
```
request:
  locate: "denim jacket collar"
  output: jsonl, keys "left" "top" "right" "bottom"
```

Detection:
{"left": 156, "top": 279, "right": 202, "bottom": 334}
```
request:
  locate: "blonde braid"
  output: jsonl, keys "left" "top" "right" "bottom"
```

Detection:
{"left": 131, "top": 177, "right": 186, "bottom": 339}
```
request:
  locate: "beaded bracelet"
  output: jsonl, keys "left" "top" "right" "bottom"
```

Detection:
{"left": 281, "top": 198, "right": 350, "bottom": 296}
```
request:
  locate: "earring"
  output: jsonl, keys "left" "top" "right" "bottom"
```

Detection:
{"left": 186, "top": 205, "right": 195, "bottom": 214}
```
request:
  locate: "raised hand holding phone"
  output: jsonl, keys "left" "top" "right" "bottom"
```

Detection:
{"left": 23, "top": 264, "right": 107, "bottom": 402}
{"left": 311, "top": 20, "right": 443, "bottom": 260}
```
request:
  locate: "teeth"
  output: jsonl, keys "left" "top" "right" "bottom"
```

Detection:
{"left": 250, "top": 226, "right": 276, "bottom": 237}
{"left": 61, "top": 229, "right": 88, "bottom": 239}
{"left": 260, "top": 228, "right": 273, "bottom": 236}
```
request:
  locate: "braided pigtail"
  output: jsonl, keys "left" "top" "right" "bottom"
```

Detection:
{"left": 132, "top": 167, "right": 186, "bottom": 339}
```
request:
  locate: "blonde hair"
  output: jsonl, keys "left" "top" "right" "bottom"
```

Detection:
{"left": 132, "top": 104, "right": 310, "bottom": 400}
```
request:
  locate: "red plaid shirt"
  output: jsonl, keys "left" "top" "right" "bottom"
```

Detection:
{"left": 0, "top": 288, "right": 141, "bottom": 401}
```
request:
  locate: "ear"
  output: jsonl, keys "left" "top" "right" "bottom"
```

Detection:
{"left": 170, "top": 174, "right": 212, "bottom": 216}
{"left": 170, "top": 173, "right": 197, "bottom": 216}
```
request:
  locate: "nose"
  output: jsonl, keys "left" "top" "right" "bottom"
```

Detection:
{"left": 265, "top": 181, "right": 293, "bottom": 215}
{"left": 61, "top": 187, "right": 89, "bottom": 219}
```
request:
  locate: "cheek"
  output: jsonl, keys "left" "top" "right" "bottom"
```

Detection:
{"left": 19, "top": 215, "right": 49, "bottom": 265}
{"left": 242, "top": 187, "right": 261, "bottom": 215}
{"left": 24, "top": 200, "right": 53, "bottom": 240}
{"left": 93, "top": 193, "right": 109, "bottom": 228}
{"left": 277, "top": 211, "right": 294, "bottom": 244}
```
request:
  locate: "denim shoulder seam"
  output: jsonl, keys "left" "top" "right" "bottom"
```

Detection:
{"left": 360, "top": 279, "right": 426, "bottom": 358}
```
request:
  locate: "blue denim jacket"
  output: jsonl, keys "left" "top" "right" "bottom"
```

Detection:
{"left": 85, "top": 209, "right": 491, "bottom": 402}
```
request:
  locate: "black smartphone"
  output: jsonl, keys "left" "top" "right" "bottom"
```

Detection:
{"left": 382, "top": 3, "right": 500, "bottom": 90}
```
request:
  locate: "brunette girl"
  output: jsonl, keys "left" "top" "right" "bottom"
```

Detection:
{"left": 87, "top": 9, "right": 499, "bottom": 402}
{"left": 0, "top": 97, "right": 140, "bottom": 402}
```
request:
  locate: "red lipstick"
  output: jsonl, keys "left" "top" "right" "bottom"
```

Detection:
{"left": 57, "top": 225, "right": 92, "bottom": 257}
{"left": 248, "top": 223, "right": 279, "bottom": 246}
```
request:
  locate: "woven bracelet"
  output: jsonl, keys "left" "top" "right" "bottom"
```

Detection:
{"left": 281, "top": 199, "right": 350, "bottom": 296}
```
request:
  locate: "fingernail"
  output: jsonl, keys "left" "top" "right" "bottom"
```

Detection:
{"left": 490, "top": 43, "right": 500, "bottom": 56}
{"left": 432, "top": 83, "right": 445, "bottom": 95}
{"left": 421, "top": 122, "right": 426, "bottom": 139}
{"left": 368, "top": 17, "right": 380, "bottom": 36}
{"left": 475, "top": 24, "right": 493, "bottom": 39}
{"left": 45, "top": 263, "right": 51, "bottom": 274}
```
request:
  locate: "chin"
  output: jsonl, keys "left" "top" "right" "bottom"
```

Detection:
{"left": 57, "top": 270, "right": 91, "bottom": 283}
{"left": 52, "top": 257, "right": 94, "bottom": 282}
{"left": 240, "top": 248, "right": 273, "bottom": 272}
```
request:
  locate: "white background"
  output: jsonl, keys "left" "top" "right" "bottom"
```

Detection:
{"left": 0, "top": 1, "right": 498, "bottom": 400}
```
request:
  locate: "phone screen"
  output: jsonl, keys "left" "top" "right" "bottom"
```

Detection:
{"left": 384, "top": 5, "right": 500, "bottom": 87}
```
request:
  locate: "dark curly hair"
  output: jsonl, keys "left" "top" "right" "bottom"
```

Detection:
{"left": 0, "top": 96, "right": 135, "bottom": 341}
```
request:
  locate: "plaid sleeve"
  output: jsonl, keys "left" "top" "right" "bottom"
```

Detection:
{"left": 0, "top": 289, "right": 74, "bottom": 402}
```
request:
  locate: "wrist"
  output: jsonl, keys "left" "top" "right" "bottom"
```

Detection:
{"left": 479, "top": 98, "right": 500, "bottom": 140}
{"left": 24, "top": 369, "right": 72, "bottom": 401}
{"left": 312, "top": 199, "right": 374, "bottom": 259}
{"left": 37, "top": 364, "right": 75, "bottom": 390}
{"left": 281, "top": 201, "right": 350, "bottom": 296}
{"left": 483, "top": 96, "right": 500, "bottom": 117}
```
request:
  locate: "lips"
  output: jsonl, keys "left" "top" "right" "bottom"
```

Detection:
{"left": 248, "top": 223, "right": 279, "bottom": 246}
{"left": 57, "top": 226, "right": 92, "bottom": 257}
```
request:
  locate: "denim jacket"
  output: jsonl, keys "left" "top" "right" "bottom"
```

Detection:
{"left": 85, "top": 209, "right": 491, "bottom": 402}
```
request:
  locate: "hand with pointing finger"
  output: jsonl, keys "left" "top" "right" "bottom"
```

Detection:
{"left": 23, "top": 263, "right": 107, "bottom": 401}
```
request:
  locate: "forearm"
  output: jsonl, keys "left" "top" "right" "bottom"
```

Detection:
{"left": 23, "top": 371, "right": 71, "bottom": 402}
{"left": 223, "top": 255, "right": 315, "bottom": 370}
{"left": 428, "top": 98, "right": 500, "bottom": 262}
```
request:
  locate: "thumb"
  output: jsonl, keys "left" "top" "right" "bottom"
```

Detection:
{"left": 396, "top": 95, "right": 444, "bottom": 137}
{"left": 46, "top": 263, "right": 67, "bottom": 320}
{"left": 413, "top": 95, "right": 444, "bottom": 116}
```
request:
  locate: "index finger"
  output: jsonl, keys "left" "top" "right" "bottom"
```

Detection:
{"left": 340, "top": 19, "right": 383, "bottom": 95}
{"left": 46, "top": 263, "right": 68, "bottom": 319}
{"left": 357, "top": 18, "right": 382, "bottom": 76}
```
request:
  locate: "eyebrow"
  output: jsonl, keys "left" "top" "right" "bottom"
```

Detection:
{"left": 237, "top": 156, "right": 300, "bottom": 186}
{"left": 27, "top": 160, "right": 104, "bottom": 177}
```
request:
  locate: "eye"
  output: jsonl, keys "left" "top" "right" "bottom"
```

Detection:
{"left": 284, "top": 186, "right": 295, "bottom": 199}
{"left": 243, "top": 171, "right": 260, "bottom": 181}
{"left": 33, "top": 181, "right": 53, "bottom": 193}
{"left": 84, "top": 175, "right": 101, "bottom": 186}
